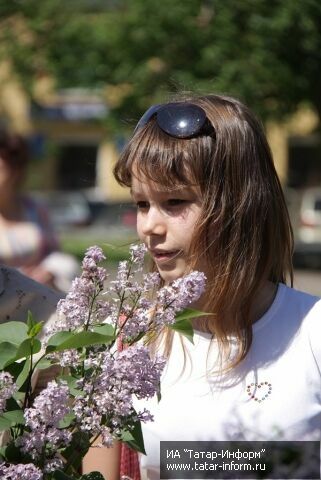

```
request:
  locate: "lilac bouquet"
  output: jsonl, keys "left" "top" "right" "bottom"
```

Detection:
{"left": 0, "top": 244, "right": 206, "bottom": 479}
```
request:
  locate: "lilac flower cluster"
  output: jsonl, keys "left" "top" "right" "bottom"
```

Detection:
{"left": 57, "top": 348, "right": 81, "bottom": 368}
{"left": 120, "top": 270, "right": 206, "bottom": 340}
{"left": 141, "top": 272, "right": 161, "bottom": 292}
{"left": 111, "top": 260, "right": 131, "bottom": 295}
{"left": 110, "top": 244, "right": 149, "bottom": 296}
{"left": 45, "top": 246, "right": 110, "bottom": 336}
{"left": 73, "top": 345, "right": 165, "bottom": 446}
{"left": 120, "top": 306, "right": 152, "bottom": 339}
{"left": 0, "top": 462, "right": 42, "bottom": 480}
{"left": 129, "top": 243, "right": 147, "bottom": 267}
{"left": 153, "top": 271, "right": 207, "bottom": 327}
{"left": 0, "top": 372, "right": 17, "bottom": 414}
{"left": 16, "top": 381, "right": 72, "bottom": 472}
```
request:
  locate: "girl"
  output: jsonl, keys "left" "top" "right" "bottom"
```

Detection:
{"left": 83, "top": 94, "right": 321, "bottom": 479}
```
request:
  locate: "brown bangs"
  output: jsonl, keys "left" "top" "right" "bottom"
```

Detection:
{"left": 113, "top": 117, "right": 212, "bottom": 189}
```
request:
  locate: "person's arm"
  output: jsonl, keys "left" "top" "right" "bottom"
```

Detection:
{"left": 82, "top": 438, "right": 121, "bottom": 480}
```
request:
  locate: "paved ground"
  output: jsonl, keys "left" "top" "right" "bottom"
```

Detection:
{"left": 293, "top": 268, "right": 321, "bottom": 296}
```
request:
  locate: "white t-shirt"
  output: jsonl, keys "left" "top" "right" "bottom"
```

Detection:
{"left": 135, "top": 283, "right": 321, "bottom": 479}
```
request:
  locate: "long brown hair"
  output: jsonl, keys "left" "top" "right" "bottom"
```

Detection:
{"left": 114, "top": 93, "right": 294, "bottom": 371}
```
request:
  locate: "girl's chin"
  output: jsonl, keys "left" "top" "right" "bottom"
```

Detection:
{"left": 157, "top": 266, "right": 188, "bottom": 284}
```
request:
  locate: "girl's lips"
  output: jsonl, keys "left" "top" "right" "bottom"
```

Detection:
{"left": 151, "top": 250, "right": 180, "bottom": 262}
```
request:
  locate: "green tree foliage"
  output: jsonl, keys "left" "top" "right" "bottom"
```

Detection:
{"left": 1, "top": 0, "right": 321, "bottom": 130}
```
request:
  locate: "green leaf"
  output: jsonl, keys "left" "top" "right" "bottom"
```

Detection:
{"left": 121, "top": 420, "right": 146, "bottom": 454}
{"left": 52, "top": 471, "right": 75, "bottom": 480}
{"left": 0, "top": 410, "right": 25, "bottom": 431}
{"left": 80, "top": 473, "right": 105, "bottom": 480}
{"left": 59, "top": 375, "right": 84, "bottom": 397}
{"left": 0, "top": 415, "right": 12, "bottom": 431}
{"left": 2, "top": 441, "right": 24, "bottom": 462}
{"left": 92, "top": 323, "right": 115, "bottom": 337}
{"left": 26, "top": 311, "right": 43, "bottom": 337}
{"left": 0, "top": 342, "right": 18, "bottom": 369}
{"left": 157, "top": 381, "right": 162, "bottom": 403}
{"left": 14, "top": 338, "right": 41, "bottom": 362}
{"left": 0, "top": 337, "right": 41, "bottom": 368}
{"left": 6, "top": 396, "right": 23, "bottom": 412}
{"left": 59, "top": 411, "right": 76, "bottom": 429}
{"left": 5, "top": 359, "right": 26, "bottom": 382}
{"left": 15, "top": 357, "right": 31, "bottom": 389}
{"left": 62, "top": 431, "right": 91, "bottom": 471}
{"left": 36, "top": 357, "right": 56, "bottom": 369}
{"left": 46, "top": 331, "right": 75, "bottom": 352}
{"left": 28, "top": 322, "right": 44, "bottom": 338}
{"left": 171, "top": 308, "right": 210, "bottom": 344}
{"left": 47, "top": 330, "right": 114, "bottom": 352}
{"left": 3, "top": 409, "right": 24, "bottom": 424}
{"left": 27, "top": 310, "right": 36, "bottom": 333}
{"left": 175, "top": 307, "right": 209, "bottom": 322}
{"left": 170, "top": 318, "right": 194, "bottom": 344}
{"left": 0, "top": 321, "right": 28, "bottom": 346}
{"left": 13, "top": 392, "right": 25, "bottom": 401}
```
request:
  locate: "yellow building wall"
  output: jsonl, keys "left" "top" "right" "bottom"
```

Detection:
{"left": 0, "top": 61, "right": 30, "bottom": 134}
{"left": 266, "top": 107, "right": 319, "bottom": 185}
{"left": 97, "top": 141, "right": 131, "bottom": 201}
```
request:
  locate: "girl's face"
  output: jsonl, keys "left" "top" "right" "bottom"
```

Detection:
{"left": 131, "top": 174, "right": 202, "bottom": 284}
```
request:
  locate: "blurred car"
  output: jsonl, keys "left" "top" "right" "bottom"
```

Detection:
{"left": 87, "top": 200, "right": 137, "bottom": 228}
{"left": 294, "top": 187, "right": 321, "bottom": 268}
{"left": 33, "top": 189, "right": 137, "bottom": 233}
{"left": 33, "top": 190, "right": 92, "bottom": 230}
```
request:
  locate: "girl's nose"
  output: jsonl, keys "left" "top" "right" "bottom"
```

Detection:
{"left": 141, "top": 207, "right": 166, "bottom": 236}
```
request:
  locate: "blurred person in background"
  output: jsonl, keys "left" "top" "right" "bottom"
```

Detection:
{"left": 0, "top": 127, "right": 79, "bottom": 292}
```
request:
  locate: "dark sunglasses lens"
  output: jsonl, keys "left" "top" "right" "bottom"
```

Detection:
{"left": 157, "top": 103, "right": 207, "bottom": 138}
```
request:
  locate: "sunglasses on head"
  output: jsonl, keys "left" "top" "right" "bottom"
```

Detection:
{"left": 134, "top": 102, "right": 215, "bottom": 139}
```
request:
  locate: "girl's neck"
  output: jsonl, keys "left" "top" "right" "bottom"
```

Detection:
{"left": 191, "top": 281, "right": 278, "bottom": 332}
{"left": 251, "top": 281, "right": 278, "bottom": 324}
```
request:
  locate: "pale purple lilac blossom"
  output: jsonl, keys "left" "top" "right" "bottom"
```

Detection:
{"left": 16, "top": 381, "right": 72, "bottom": 472}
{"left": 141, "top": 272, "right": 161, "bottom": 292}
{"left": 0, "top": 462, "right": 42, "bottom": 480}
{"left": 129, "top": 243, "right": 147, "bottom": 267}
{"left": 117, "top": 272, "right": 160, "bottom": 340}
{"left": 120, "top": 270, "right": 206, "bottom": 339}
{"left": 110, "top": 260, "right": 130, "bottom": 294}
{"left": 121, "top": 307, "right": 151, "bottom": 339}
{"left": 153, "top": 271, "right": 207, "bottom": 327}
{"left": 73, "top": 345, "right": 165, "bottom": 446}
{"left": 120, "top": 269, "right": 206, "bottom": 341}
{"left": 109, "top": 244, "right": 148, "bottom": 297}
{"left": 0, "top": 372, "right": 17, "bottom": 414}
{"left": 56, "top": 349, "right": 81, "bottom": 368}
{"left": 45, "top": 245, "right": 108, "bottom": 337}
